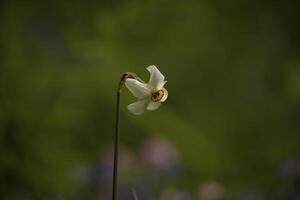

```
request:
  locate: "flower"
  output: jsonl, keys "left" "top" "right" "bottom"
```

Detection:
{"left": 125, "top": 65, "right": 168, "bottom": 115}
{"left": 140, "top": 137, "right": 178, "bottom": 171}
{"left": 198, "top": 181, "right": 225, "bottom": 200}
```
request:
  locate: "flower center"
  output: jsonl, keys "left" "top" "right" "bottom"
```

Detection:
{"left": 151, "top": 89, "right": 164, "bottom": 102}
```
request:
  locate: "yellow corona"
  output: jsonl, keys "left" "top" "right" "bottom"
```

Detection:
{"left": 151, "top": 89, "right": 164, "bottom": 102}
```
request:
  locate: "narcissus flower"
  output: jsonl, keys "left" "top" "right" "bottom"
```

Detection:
{"left": 125, "top": 65, "right": 168, "bottom": 115}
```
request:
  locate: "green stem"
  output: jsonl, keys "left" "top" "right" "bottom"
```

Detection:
{"left": 132, "top": 188, "right": 139, "bottom": 200}
{"left": 112, "top": 73, "right": 137, "bottom": 200}
{"left": 112, "top": 91, "right": 121, "bottom": 200}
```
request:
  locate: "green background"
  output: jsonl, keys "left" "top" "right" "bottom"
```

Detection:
{"left": 1, "top": 0, "right": 300, "bottom": 199}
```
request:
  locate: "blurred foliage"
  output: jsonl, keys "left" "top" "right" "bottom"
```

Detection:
{"left": 1, "top": 0, "right": 300, "bottom": 199}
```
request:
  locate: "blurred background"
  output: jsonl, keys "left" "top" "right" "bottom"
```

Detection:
{"left": 1, "top": 0, "right": 300, "bottom": 199}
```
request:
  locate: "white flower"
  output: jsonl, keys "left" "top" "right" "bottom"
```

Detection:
{"left": 125, "top": 65, "right": 168, "bottom": 115}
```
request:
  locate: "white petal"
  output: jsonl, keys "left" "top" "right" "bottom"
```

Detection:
{"left": 147, "top": 65, "right": 165, "bottom": 90}
{"left": 160, "top": 88, "right": 168, "bottom": 102}
{"left": 147, "top": 101, "right": 161, "bottom": 111}
{"left": 128, "top": 99, "right": 149, "bottom": 115}
{"left": 125, "top": 78, "right": 151, "bottom": 99}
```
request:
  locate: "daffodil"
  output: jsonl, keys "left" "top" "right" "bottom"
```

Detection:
{"left": 112, "top": 66, "right": 168, "bottom": 200}
{"left": 125, "top": 65, "right": 168, "bottom": 115}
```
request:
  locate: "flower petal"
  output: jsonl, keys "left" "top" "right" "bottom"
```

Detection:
{"left": 128, "top": 99, "right": 150, "bottom": 115}
{"left": 147, "top": 65, "right": 165, "bottom": 89}
{"left": 160, "top": 88, "right": 168, "bottom": 102}
{"left": 125, "top": 78, "right": 151, "bottom": 99}
{"left": 147, "top": 101, "right": 161, "bottom": 111}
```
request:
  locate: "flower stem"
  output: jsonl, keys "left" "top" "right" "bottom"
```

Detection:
{"left": 112, "top": 90, "right": 121, "bottom": 200}
{"left": 112, "top": 73, "right": 137, "bottom": 200}
{"left": 132, "top": 188, "right": 139, "bottom": 200}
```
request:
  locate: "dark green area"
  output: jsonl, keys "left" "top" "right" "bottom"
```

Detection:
{"left": 1, "top": 0, "right": 300, "bottom": 199}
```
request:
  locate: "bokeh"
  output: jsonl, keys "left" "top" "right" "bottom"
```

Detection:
{"left": 1, "top": 0, "right": 300, "bottom": 199}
